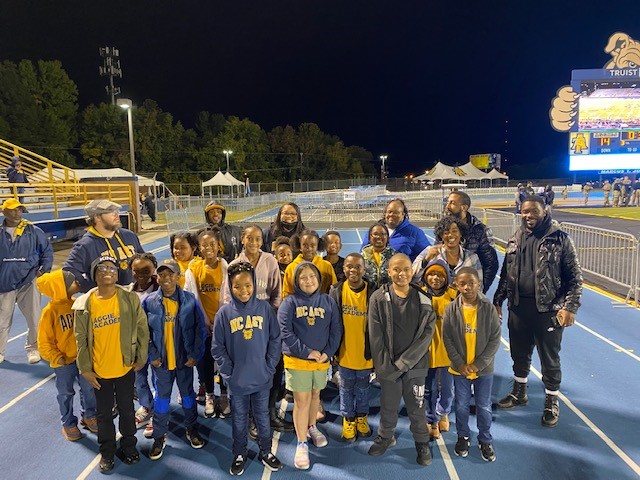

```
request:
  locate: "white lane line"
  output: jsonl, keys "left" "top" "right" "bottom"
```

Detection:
{"left": 149, "top": 245, "right": 169, "bottom": 254}
{"left": 0, "top": 373, "right": 55, "bottom": 415}
{"left": 355, "top": 228, "right": 362, "bottom": 244}
{"left": 435, "top": 435, "right": 460, "bottom": 480}
{"left": 575, "top": 322, "right": 640, "bottom": 363}
{"left": 8, "top": 331, "right": 27, "bottom": 343}
{"left": 261, "top": 398, "right": 290, "bottom": 479}
{"left": 499, "top": 338, "right": 640, "bottom": 476}
{"left": 75, "top": 433, "right": 122, "bottom": 480}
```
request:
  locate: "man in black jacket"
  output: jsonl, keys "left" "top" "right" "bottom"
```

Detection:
{"left": 445, "top": 191, "right": 498, "bottom": 293}
{"left": 493, "top": 196, "right": 582, "bottom": 428}
{"left": 204, "top": 202, "right": 242, "bottom": 263}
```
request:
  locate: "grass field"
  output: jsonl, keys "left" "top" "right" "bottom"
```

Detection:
{"left": 558, "top": 206, "right": 640, "bottom": 220}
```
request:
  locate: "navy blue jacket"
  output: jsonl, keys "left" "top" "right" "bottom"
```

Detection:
{"left": 0, "top": 222, "right": 53, "bottom": 293}
{"left": 64, "top": 228, "right": 144, "bottom": 292}
{"left": 360, "top": 217, "right": 430, "bottom": 262}
{"left": 278, "top": 262, "right": 342, "bottom": 360}
{"left": 143, "top": 286, "right": 207, "bottom": 367}
{"left": 211, "top": 272, "right": 281, "bottom": 396}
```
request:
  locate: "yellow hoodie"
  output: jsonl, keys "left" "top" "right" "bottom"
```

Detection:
{"left": 37, "top": 270, "right": 77, "bottom": 368}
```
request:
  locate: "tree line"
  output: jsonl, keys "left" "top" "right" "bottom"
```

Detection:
{"left": 0, "top": 59, "right": 377, "bottom": 192}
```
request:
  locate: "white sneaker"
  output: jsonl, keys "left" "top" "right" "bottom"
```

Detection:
{"left": 294, "top": 442, "right": 310, "bottom": 470}
{"left": 307, "top": 425, "right": 328, "bottom": 447}
{"left": 135, "top": 406, "right": 153, "bottom": 428}
{"left": 0, "top": 353, "right": 4, "bottom": 364}
{"left": 27, "top": 350, "right": 41, "bottom": 364}
{"left": 205, "top": 394, "right": 216, "bottom": 418}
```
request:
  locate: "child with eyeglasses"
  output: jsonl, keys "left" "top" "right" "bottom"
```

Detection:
{"left": 73, "top": 256, "right": 149, "bottom": 473}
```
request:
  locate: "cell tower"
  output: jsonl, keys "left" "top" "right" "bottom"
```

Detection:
{"left": 99, "top": 47, "right": 122, "bottom": 105}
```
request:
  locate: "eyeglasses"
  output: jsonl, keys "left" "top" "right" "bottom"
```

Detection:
{"left": 96, "top": 265, "right": 118, "bottom": 273}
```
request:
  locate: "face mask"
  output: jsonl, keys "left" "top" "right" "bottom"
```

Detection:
{"left": 281, "top": 220, "right": 297, "bottom": 229}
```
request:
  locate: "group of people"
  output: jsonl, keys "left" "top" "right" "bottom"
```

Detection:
{"left": 0, "top": 189, "right": 583, "bottom": 476}
{"left": 515, "top": 183, "right": 554, "bottom": 212}
{"left": 601, "top": 177, "right": 640, "bottom": 207}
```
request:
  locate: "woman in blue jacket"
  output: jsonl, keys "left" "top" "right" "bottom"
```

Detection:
{"left": 359, "top": 198, "right": 429, "bottom": 262}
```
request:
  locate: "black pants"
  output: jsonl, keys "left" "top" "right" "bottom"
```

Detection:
{"left": 508, "top": 297, "right": 564, "bottom": 391}
{"left": 94, "top": 368, "right": 136, "bottom": 459}
{"left": 268, "top": 357, "right": 285, "bottom": 411}
{"left": 378, "top": 373, "right": 429, "bottom": 443}
{"left": 198, "top": 335, "right": 227, "bottom": 394}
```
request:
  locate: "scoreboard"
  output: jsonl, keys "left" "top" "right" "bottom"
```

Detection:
{"left": 568, "top": 68, "right": 640, "bottom": 173}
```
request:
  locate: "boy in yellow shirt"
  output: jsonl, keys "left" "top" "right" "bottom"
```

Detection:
{"left": 443, "top": 267, "right": 501, "bottom": 462}
{"left": 73, "top": 256, "right": 149, "bottom": 473}
{"left": 329, "top": 253, "right": 374, "bottom": 442}
{"left": 37, "top": 269, "right": 98, "bottom": 441}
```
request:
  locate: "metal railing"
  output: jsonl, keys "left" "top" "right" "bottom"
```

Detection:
{"left": 0, "top": 138, "right": 78, "bottom": 183}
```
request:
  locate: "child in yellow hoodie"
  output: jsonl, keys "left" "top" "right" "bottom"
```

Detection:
{"left": 37, "top": 269, "right": 98, "bottom": 441}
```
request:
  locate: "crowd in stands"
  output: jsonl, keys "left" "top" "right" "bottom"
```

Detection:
{"left": 0, "top": 190, "right": 582, "bottom": 476}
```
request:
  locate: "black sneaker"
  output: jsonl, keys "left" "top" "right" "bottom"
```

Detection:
{"left": 99, "top": 456, "right": 114, "bottom": 473}
{"left": 270, "top": 411, "right": 295, "bottom": 432}
{"left": 149, "top": 435, "right": 166, "bottom": 461}
{"left": 186, "top": 429, "right": 205, "bottom": 449}
{"left": 415, "top": 442, "right": 432, "bottom": 466}
{"left": 479, "top": 443, "right": 496, "bottom": 462}
{"left": 122, "top": 447, "right": 140, "bottom": 465}
{"left": 260, "top": 452, "right": 284, "bottom": 472}
{"left": 541, "top": 394, "right": 560, "bottom": 428}
{"left": 368, "top": 435, "right": 396, "bottom": 456}
{"left": 230, "top": 454, "right": 247, "bottom": 476}
{"left": 454, "top": 436, "right": 470, "bottom": 457}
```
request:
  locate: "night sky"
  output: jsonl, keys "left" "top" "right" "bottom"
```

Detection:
{"left": 3, "top": 1, "right": 640, "bottom": 176}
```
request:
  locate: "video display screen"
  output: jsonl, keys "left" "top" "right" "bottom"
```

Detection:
{"left": 578, "top": 83, "right": 640, "bottom": 131}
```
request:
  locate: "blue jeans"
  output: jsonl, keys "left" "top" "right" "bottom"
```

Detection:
{"left": 152, "top": 365, "right": 198, "bottom": 438}
{"left": 135, "top": 363, "right": 154, "bottom": 410}
{"left": 453, "top": 374, "right": 493, "bottom": 444}
{"left": 338, "top": 366, "right": 372, "bottom": 418}
{"left": 55, "top": 362, "right": 97, "bottom": 427}
{"left": 231, "top": 389, "right": 271, "bottom": 457}
{"left": 425, "top": 366, "right": 454, "bottom": 424}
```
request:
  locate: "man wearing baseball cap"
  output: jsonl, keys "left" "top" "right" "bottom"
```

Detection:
{"left": 0, "top": 197, "right": 53, "bottom": 364}
{"left": 64, "top": 199, "right": 144, "bottom": 293}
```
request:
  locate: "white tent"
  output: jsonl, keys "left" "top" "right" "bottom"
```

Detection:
{"left": 486, "top": 168, "right": 509, "bottom": 180}
{"left": 202, "top": 171, "right": 234, "bottom": 187}
{"left": 223, "top": 172, "right": 245, "bottom": 186}
{"left": 414, "top": 162, "right": 459, "bottom": 181}
{"left": 457, "top": 162, "right": 491, "bottom": 181}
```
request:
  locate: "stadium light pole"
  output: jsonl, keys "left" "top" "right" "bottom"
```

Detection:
{"left": 380, "top": 155, "right": 388, "bottom": 181}
{"left": 223, "top": 149, "right": 233, "bottom": 173}
{"left": 117, "top": 98, "right": 141, "bottom": 231}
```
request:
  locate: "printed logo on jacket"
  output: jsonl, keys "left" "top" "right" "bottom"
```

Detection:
{"left": 296, "top": 305, "right": 325, "bottom": 326}
{"left": 230, "top": 315, "right": 264, "bottom": 340}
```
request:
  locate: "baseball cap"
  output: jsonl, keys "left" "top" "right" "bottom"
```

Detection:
{"left": 2, "top": 198, "right": 28, "bottom": 212}
{"left": 156, "top": 259, "right": 180, "bottom": 275}
{"left": 85, "top": 199, "right": 121, "bottom": 217}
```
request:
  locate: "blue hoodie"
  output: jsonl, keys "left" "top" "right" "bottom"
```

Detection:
{"left": 143, "top": 286, "right": 207, "bottom": 366}
{"left": 211, "top": 268, "right": 281, "bottom": 396}
{"left": 278, "top": 262, "right": 342, "bottom": 364}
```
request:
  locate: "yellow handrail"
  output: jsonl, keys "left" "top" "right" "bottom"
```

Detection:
{"left": 0, "top": 138, "right": 78, "bottom": 184}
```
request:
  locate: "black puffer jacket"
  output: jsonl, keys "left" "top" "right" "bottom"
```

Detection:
{"left": 464, "top": 213, "right": 499, "bottom": 293}
{"left": 493, "top": 221, "right": 582, "bottom": 313}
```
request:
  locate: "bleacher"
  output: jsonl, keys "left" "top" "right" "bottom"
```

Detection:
{"left": 0, "top": 138, "right": 137, "bottom": 240}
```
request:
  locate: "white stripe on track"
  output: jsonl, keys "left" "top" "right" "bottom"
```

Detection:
{"left": 0, "top": 373, "right": 55, "bottom": 415}
{"left": 355, "top": 228, "right": 362, "bottom": 244}
{"left": 8, "top": 331, "right": 27, "bottom": 343}
{"left": 261, "top": 398, "right": 290, "bottom": 479}
{"left": 575, "top": 321, "right": 640, "bottom": 363}
{"left": 435, "top": 435, "right": 461, "bottom": 480}
{"left": 499, "top": 338, "right": 640, "bottom": 476}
